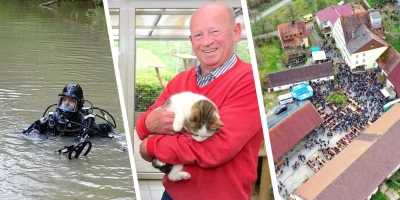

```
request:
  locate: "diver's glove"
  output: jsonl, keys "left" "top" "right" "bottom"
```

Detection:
{"left": 57, "top": 139, "right": 92, "bottom": 160}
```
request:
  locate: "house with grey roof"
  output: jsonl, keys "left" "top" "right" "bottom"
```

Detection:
{"left": 333, "top": 11, "right": 388, "bottom": 72}
{"left": 315, "top": 5, "right": 353, "bottom": 38}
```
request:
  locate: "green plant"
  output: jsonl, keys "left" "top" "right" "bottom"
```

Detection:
{"left": 377, "top": 73, "right": 387, "bottom": 84}
{"left": 134, "top": 70, "right": 176, "bottom": 111}
{"left": 92, "top": 0, "right": 103, "bottom": 6}
{"left": 326, "top": 92, "right": 347, "bottom": 106}
{"left": 258, "top": 73, "right": 269, "bottom": 93}
{"left": 313, "top": 21, "right": 325, "bottom": 38}
{"left": 387, "top": 180, "right": 400, "bottom": 190}
{"left": 371, "top": 191, "right": 388, "bottom": 200}
{"left": 135, "top": 81, "right": 163, "bottom": 111}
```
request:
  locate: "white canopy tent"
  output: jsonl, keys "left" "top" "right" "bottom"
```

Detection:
{"left": 381, "top": 86, "right": 396, "bottom": 100}
{"left": 312, "top": 51, "right": 327, "bottom": 62}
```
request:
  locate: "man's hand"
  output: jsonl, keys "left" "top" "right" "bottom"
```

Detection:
{"left": 139, "top": 137, "right": 153, "bottom": 162}
{"left": 145, "top": 105, "right": 176, "bottom": 135}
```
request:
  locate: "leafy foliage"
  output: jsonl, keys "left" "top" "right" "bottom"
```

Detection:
{"left": 135, "top": 70, "right": 176, "bottom": 111}
{"left": 326, "top": 92, "right": 347, "bottom": 106}
{"left": 371, "top": 191, "right": 388, "bottom": 200}
{"left": 91, "top": 0, "right": 103, "bottom": 6}
{"left": 387, "top": 180, "right": 400, "bottom": 191}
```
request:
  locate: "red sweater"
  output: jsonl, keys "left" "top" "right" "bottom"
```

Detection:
{"left": 136, "top": 57, "right": 263, "bottom": 200}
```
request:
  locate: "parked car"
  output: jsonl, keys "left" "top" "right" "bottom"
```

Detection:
{"left": 274, "top": 105, "right": 288, "bottom": 115}
{"left": 302, "top": 14, "right": 313, "bottom": 23}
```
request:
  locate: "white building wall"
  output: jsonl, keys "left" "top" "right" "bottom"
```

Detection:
{"left": 316, "top": 16, "right": 321, "bottom": 28}
{"left": 333, "top": 19, "right": 387, "bottom": 70}
{"left": 269, "top": 76, "right": 334, "bottom": 92}
{"left": 333, "top": 19, "right": 350, "bottom": 64}
{"left": 349, "top": 46, "right": 387, "bottom": 70}
{"left": 321, "top": 20, "right": 331, "bottom": 29}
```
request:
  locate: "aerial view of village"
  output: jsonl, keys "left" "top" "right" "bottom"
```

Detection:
{"left": 247, "top": 0, "right": 400, "bottom": 199}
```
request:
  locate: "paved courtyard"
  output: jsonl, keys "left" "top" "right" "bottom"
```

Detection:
{"left": 271, "top": 64, "right": 388, "bottom": 199}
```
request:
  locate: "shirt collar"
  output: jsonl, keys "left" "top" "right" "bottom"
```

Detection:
{"left": 196, "top": 53, "right": 237, "bottom": 78}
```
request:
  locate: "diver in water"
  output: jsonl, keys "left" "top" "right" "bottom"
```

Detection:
{"left": 23, "top": 83, "right": 116, "bottom": 159}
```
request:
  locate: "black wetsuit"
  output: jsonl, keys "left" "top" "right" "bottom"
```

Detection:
{"left": 23, "top": 107, "right": 113, "bottom": 159}
{"left": 23, "top": 107, "right": 112, "bottom": 137}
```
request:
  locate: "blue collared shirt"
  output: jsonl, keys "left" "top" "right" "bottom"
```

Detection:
{"left": 196, "top": 54, "right": 237, "bottom": 87}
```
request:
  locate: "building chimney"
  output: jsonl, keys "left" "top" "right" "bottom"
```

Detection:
{"left": 352, "top": 31, "right": 355, "bottom": 38}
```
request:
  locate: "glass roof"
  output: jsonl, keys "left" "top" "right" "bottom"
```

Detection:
{"left": 110, "top": 8, "right": 246, "bottom": 40}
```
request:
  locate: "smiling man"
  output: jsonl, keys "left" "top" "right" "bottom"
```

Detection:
{"left": 137, "top": 2, "right": 264, "bottom": 200}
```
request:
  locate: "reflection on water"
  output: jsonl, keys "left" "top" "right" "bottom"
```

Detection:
{"left": 0, "top": 1, "right": 135, "bottom": 199}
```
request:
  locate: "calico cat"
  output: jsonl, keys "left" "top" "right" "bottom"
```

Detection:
{"left": 152, "top": 91, "right": 224, "bottom": 181}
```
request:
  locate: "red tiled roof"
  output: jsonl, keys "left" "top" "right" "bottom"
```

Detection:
{"left": 295, "top": 104, "right": 400, "bottom": 200}
{"left": 377, "top": 46, "right": 400, "bottom": 75}
{"left": 278, "top": 21, "right": 308, "bottom": 48}
{"left": 316, "top": 5, "right": 353, "bottom": 26}
{"left": 340, "top": 12, "right": 373, "bottom": 44}
{"left": 269, "top": 102, "right": 322, "bottom": 161}
{"left": 388, "top": 64, "right": 400, "bottom": 96}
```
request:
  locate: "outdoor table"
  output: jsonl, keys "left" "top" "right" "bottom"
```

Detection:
{"left": 276, "top": 169, "right": 282, "bottom": 177}
{"left": 276, "top": 160, "right": 284, "bottom": 167}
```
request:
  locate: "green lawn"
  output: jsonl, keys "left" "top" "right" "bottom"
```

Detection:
{"left": 366, "top": 0, "right": 375, "bottom": 7}
{"left": 366, "top": 0, "right": 386, "bottom": 8}
{"left": 381, "top": 11, "right": 400, "bottom": 52}
{"left": 257, "top": 39, "right": 285, "bottom": 73}
{"left": 137, "top": 40, "right": 192, "bottom": 73}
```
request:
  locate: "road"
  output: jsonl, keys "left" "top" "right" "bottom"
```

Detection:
{"left": 251, "top": 0, "right": 292, "bottom": 24}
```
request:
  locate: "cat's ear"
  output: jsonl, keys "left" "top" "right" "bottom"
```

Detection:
{"left": 211, "top": 118, "right": 224, "bottom": 130}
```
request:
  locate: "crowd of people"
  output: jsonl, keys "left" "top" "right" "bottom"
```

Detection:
{"left": 276, "top": 62, "right": 391, "bottom": 200}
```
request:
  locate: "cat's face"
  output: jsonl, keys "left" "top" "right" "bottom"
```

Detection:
{"left": 184, "top": 100, "right": 224, "bottom": 142}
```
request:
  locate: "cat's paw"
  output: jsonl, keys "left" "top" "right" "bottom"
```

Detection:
{"left": 168, "top": 171, "right": 191, "bottom": 181}
{"left": 180, "top": 172, "right": 191, "bottom": 180}
{"left": 172, "top": 121, "right": 184, "bottom": 132}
